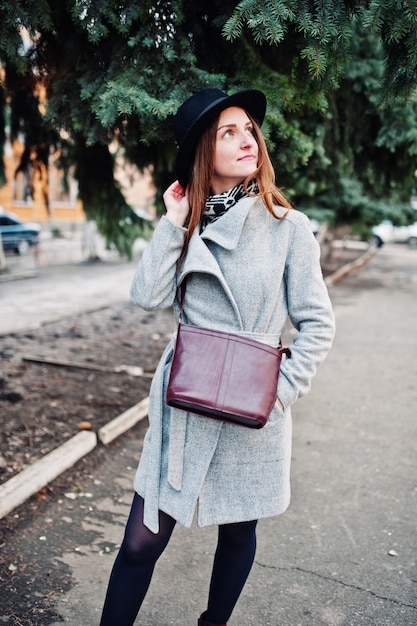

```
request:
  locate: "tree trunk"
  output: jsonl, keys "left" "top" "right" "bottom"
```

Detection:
{"left": 0, "top": 232, "right": 7, "bottom": 272}
{"left": 82, "top": 220, "right": 100, "bottom": 261}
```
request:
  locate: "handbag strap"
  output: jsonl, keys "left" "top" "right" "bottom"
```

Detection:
{"left": 178, "top": 278, "right": 187, "bottom": 322}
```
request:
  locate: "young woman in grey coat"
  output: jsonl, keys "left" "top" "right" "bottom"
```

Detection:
{"left": 100, "top": 88, "right": 335, "bottom": 626}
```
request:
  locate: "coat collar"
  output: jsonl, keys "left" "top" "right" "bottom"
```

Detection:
{"left": 179, "top": 194, "right": 258, "bottom": 282}
{"left": 199, "top": 194, "right": 257, "bottom": 250}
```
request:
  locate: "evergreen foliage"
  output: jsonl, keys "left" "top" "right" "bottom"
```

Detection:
{"left": 0, "top": 0, "right": 416, "bottom": 254}
{"left": 224, "top": 0, "right": 417, "bottom": 101}
{"left": 284, "top": 25, "right": 417, "bottom": 229}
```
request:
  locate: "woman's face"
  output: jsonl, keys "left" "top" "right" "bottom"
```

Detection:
{"left": 211, "top": 106, "right": 259, "bottom": 194}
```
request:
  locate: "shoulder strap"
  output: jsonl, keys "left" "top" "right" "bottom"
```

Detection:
{"left": 178, "top": 277, "right": 187, "bottom": 322}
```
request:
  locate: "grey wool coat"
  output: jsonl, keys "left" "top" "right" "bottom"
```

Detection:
{"left": 130, "top": 195, "right": 335, "bottom": 533}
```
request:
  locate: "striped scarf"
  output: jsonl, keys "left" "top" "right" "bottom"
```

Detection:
{"left": 200, "top": 180, "right": 259, "bottom": 232}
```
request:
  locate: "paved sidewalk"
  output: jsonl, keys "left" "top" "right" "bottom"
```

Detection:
{"left": 0, "top": 258, "right": 139, "bottom": 335}
{"left": 1, "top": 245, "right": 417, "bottom": 625}
{"left": 1, "top": 231, "right": 146, "bottom": 335}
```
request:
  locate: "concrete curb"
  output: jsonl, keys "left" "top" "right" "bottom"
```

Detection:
{"left": 325, "top": 243, "right": 377, "bottom": 286}
{"left": 0, "top": 430, "right": 97, "bottom": 519}
{"left": 0, "top": 398, "right": 149, "bottom": 520}
{"left": 0, "top": 269, "right": 39, "bottom": 283}
{"left": 98, "top": 397, "right": 150, "bottom": 444}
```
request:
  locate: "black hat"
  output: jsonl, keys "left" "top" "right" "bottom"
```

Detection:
{"left": 174, "top": 88, "right": 266, "bottom": 187}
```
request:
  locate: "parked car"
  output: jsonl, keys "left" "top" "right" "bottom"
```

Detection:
{"left": 371, "top": 219, "right": 417, "bottom": 247}
{"left": 309, "top": 218, "right": 320, "bottom": 235}
{"left": 0, "top": 212, "right": 41, "bottom": 255}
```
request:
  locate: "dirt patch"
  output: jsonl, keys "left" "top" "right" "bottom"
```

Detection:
{"left": 0, "top": 303, "right": 175, "bottom": 486}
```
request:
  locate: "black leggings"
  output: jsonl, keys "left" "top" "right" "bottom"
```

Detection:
{"left": 100, "top": 493, "right": 257, "bottom": 625}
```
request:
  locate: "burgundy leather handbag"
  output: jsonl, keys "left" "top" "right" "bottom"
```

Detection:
{"left": 166, "top": 283, "right": 291, "bottom": 429}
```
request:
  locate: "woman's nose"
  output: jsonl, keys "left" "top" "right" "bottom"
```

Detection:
{"left": 240, "top": 131, "right": 255, "bottom": 147}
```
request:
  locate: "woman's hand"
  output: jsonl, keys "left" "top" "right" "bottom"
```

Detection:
{"left": 163, "top": 181, "right": 190, "bottom": 227}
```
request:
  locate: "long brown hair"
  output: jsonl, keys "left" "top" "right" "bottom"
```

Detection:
{"left": 180, "top": 111, "right": 292, "bottom": 260}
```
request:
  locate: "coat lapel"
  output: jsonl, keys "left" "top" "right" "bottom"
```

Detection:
{"left": 177, "top": 195, "right": 256, "bottom": 327}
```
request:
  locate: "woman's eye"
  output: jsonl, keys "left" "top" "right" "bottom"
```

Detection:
{"left": 223, "top": 129, "right": 232, "bottom": 138}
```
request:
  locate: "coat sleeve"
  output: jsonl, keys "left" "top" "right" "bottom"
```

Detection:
{"left": 277, "top": 215, "right": 336, "bottom": 408}
{"left": 130, "top": 216, "right": 187, "bottom": 310}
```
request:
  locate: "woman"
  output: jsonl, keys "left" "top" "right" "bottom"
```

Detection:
{"left": 100, "top": 88, "right": 335, "bottom": 625}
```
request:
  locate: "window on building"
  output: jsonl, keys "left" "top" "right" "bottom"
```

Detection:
{"left": 14, "top": 168, "right": 33, "bottom": 203}
{"left": 49, "top": 166, "right": 78, "bottom": 205}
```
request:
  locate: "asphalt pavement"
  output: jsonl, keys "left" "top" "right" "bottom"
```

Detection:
{"left": 1, "top": 242, "right": 417, "bottom": 625}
